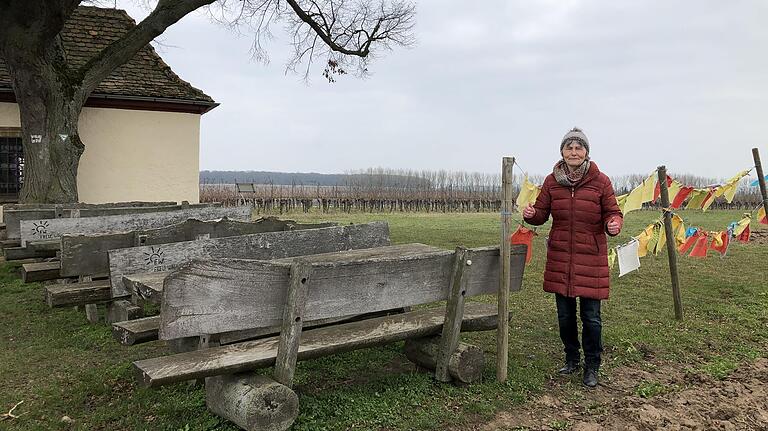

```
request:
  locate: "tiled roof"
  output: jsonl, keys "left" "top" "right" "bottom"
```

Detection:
{"left": 0, "top": 6, "right": 215, "bottom": 105}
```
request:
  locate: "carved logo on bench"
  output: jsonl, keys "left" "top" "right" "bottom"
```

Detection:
{"left": 31, "top": 221, "right": 55, "bottom": 240}
{"left": 144, "top": 246, "right": 170, "bottom": 272}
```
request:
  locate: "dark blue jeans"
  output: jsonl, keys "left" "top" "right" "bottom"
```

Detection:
{"left": 555, "top": 294, "right": 602, "bottom": 370}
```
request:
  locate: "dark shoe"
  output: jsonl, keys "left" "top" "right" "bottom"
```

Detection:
{"left": 558, "top": 361, "right": 580, "bottom": 375}
{"left": 583, "top": 368, "right": 598, "bottom": 387}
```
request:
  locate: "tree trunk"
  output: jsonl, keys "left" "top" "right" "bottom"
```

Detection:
{"left": 10, "top": 50, "right": 85, "bottom": 203}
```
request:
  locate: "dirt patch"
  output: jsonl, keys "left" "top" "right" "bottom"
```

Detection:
{"left": 475, "top": 358, "right": 768, "bottom": 431}
{"left": 749, "top": 229, "right": 768, "bottom": 245}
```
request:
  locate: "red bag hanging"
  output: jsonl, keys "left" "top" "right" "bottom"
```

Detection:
{"left": 689, "top": 233, "right": 709, "bottom": 258}
{"left": 509, "top": 225, "right": 535, "bottom": 264}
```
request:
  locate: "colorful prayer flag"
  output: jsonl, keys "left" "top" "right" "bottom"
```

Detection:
{"left": 689, "top": 233, "right": 709, "bottom": 258}
{"left": 516, "top": 174, "right": 541, "bottom": 214}
{"left": 671, "top": 186, "right": 693, "bottom": 209}
{"left": 510, "top": 225, "right": 535, "bottom": 264}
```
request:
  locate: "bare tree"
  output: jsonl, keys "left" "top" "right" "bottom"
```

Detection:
{"left": 0, "top": 0, "right": 415, "bottom": 202}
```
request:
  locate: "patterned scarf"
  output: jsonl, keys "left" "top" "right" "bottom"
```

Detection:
{"left": 553, "top": 159, "right": 590, "bottom": 187}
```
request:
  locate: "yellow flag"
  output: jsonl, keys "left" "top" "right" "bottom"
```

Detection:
{"left": 759, "top": 206, "right": 767, "bottom": 224}
{"left": 713, "top": 170, "right": 749, "bottom": 203}
{"left": 516, "top": 174, "right": 541, "bottom": 213}
{"left": 734, "top": 214, "right": 751, "bottom": 236}
{"left": 685, "top": 189, "right": 709, "bottom": 209}
{"left": 635, "top": 224, "right": 655, "bottom": 258}
{"left": 701, "top": 189, "right": 717, "bottom": 211}
{"left": 654, "top": 222, "right": 666, "bottom": 255}
{"left": 623, "top": 185, "right": 645, "bottom": 214}
{"left": 640, "top": 172, "right": 658, "bottom": 203}
{"left": 667, "top": 180, "right": 683, "bottom": 205}
{"left": 671, "top": 214, "right": 686, "bottom": 247}
{"left": 616, "top": 193, "right": 628, "bottom": 213}
{"left": 608, "top": 248, "right": 617, "bottom": 269}
{"left": 711, "top": 231, "right": 724, "bottom": 248}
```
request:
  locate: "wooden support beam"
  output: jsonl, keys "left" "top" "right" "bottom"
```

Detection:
{"left": 4, "top": 246, "right": 57, "bottom": 261}
{"left": 658, "top": 166, "right": 683, "bottom": 321}
{"left": 106, "top": 299, "right": 144, "bottom": 324}
{"left": 274, "top": 260, "right": 312, "bottom": 388}
{"left": 436, "top": 247, "right": 471, "bottom": 382}
{"left": 135, "top": 303, "right": 501, "bottom": 387}
{"left": 498, "top": 155, "right": 514, "bottom": 382}
{"left": 405, "top": 336, "right": 484, "bottom": 384}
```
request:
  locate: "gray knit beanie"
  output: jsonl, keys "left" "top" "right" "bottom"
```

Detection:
{"left": 560, "top": 127, "right": 590, "bottom": 154}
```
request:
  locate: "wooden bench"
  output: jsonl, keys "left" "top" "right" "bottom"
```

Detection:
{"left": 134, "top": 243, "right": 526, "bottom": 430}
{"left": 109, "top": 222, "right": 391, "bottom": 345}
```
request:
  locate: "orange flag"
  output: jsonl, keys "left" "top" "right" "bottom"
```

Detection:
{"left": 737, "top": 224, "right": 751, "bottom": 243}
{"left": 689, "top": 233, "right": 709, "bottom": 258}
{"left": 670, "top": 186, "right": 693, "bottom": 209}
{"left": 759, "top": 206, "right": 767, "bottom": 225}
{"left": 510, "top": 225, "right": 535, "bottom": 264}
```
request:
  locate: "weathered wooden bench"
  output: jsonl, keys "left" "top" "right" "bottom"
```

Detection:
{"left": 133, "top": 243, "right": 526, "bottom": 430}
{"left": 109, "top": 222, "right": 391, "bottom": 345}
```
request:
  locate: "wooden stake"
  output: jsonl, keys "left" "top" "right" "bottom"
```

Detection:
{"left": 753, "top": 148, "right": 768, "bottom": 221}
{"left": 497, "top": 156, "right": 514, "bottom": 382}
{"left": 658, "top": 166, "right": 683, "bottom": 321}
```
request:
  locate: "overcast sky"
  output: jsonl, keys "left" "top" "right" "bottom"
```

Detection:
{"left": 119, "top": 1, "right": 767, "bottom": 180}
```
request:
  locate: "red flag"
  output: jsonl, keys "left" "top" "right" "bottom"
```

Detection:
{"left": 510, "top": 226, "right": 535, "bottom": 264}
{"left": 670, "top": 186, "right": 694, "bottom": 209}
{"left": 689, "top": 233, "right": 709, "bottom": 258}
{"left": 709, "top": 231, "right": 729, "bottom": 256}
{"left": 654, "top": 175, "right": 674, "bottom": 202}
{"left": 737, "top": 224, "right": 751, "bottom": 243}
{"left": 678, "top": 230, "right": 699, "bottom": 254}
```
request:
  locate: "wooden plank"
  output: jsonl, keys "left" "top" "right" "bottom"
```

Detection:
{"left": 26, "top": 240, "right": 61, "bottom": 252}
{"left": 19, "top": 206, "right": 250, "bottom": 247}
{"left": 159, "top": 244, "right": 525, "bottom": 340}
{"left": 59, "top": 217, "right": 335, "bottom": 278}
{"left": 108, "top": 222, "right": 390, "bottom": 298}
{"left": 123, "top": 272, "right": 167, "bottom": 304}
{"left": 136, "top": 302, "right": 501, "bottom": 387}
{"left": 4, "top": 246, "right": 57, "bottom": 260}
{"left": 436, "top": 247, "right": 471, "bottom": 382}
{"left": 3, "top": 202, "right": 193, "bottom": 239}
{"left": 112, "top": 309, "right": 409, "bottom": 347}
{"left": 274, "top": 260, "right": 312, "bottom": 387}
{"left": 45, "top": 280, "right": 112, "bottom": 307}
{"left": 112, "top": 316, "right": 161, "bottom": 345}
{"left": 21, "top": 261, "right": 61, "bottom": 283}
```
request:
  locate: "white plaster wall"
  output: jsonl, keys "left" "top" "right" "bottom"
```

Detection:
{"left": 0, "top": 102, "right": 201, "bottom": 204}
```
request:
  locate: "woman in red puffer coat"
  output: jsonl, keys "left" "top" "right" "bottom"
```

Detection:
{"left": 523, "top": 127, "right": 623, "bottom": 388}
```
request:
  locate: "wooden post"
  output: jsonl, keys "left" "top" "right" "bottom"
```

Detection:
{"left": 274, "top": 259, "right": 312, "bottom": 388}
{"left": 436, "top": 247, "right": 471, "bottom": 382}
{"left": 753, "top": 148, "right": 768, "bottom": 221}
{"left": 497, "top": 156, "right": 514, "bottom": 382}
{"left": 658, "top": 166, "right": 683, "bottom": 321}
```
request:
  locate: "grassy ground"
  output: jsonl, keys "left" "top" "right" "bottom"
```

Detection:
{"left": 0, "top": 209, "right": 766, "bottom": 430}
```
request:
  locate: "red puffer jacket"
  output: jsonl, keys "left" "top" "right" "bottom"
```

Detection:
{"left": 523, "top": 162, "right": 623, "bottom": 300}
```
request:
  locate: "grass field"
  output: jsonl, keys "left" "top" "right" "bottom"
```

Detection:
{"left": 0, "top": 209, "right": 766, "bottom": 430}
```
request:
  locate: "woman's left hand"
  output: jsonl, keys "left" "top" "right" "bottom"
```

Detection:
{"left": 607, "top": 218, "right": 621, "bottom": 235}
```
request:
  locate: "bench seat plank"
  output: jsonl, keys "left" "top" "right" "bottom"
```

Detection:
{"left": 45, "top": 280, "right": 112, "bottom": 307}
{"left": 21, "top": 261, "right": 61, "bottom": 283}
{"left": 135, "top": 302, "right": 500, "bottom": 387}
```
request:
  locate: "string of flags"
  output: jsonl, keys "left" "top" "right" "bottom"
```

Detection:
{"left": 514, "top": 168, "right": 756, "bottom": 216}
{"left": 610, "top": 211, "right": 762, "bottom": 277}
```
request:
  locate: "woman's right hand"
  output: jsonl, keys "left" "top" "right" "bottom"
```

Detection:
{"left": 522, "top": 204, "right": 536, "bottom": 219}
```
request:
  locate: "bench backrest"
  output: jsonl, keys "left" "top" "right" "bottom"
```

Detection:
{"left": 108, "top": 221, "right": 391, "bottom": 298}
{"left": 235, "top": 183, "right": 256, "bottom": 194}
{"left": 60, "top": 217, "right": 336, "bottom": 278}
{"left": 2, "top": 202, "right": 199, "bottom": 239}
{"left": 158, "top": 243, "right": 527, "bottom": 340}
{"left": 19, "top": 206, "right": 249, "bottom": 246}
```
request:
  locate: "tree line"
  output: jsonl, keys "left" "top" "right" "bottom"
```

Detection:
{"left": 200, "top": 168, "right": 764, "bottom": 213}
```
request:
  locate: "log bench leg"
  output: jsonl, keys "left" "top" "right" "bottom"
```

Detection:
{"left": 85, "top": 304, "right": 99, "bottom": 324}
{"left": 405, "top": 336, "right": 485, "bottom": 384}
{"left": 206, "top": 374, "right": 299, "bottom": 431}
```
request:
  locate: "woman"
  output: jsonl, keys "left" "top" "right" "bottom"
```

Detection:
{"left": 522, "top": 127, "right": 623, "bottom": 388}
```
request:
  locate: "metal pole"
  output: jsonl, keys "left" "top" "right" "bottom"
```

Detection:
{"left": 658, "top": 166, "right": 683, "bottom": 321}
{"left": 497, "top": 156, "right": 514, "bottom": 382}
{"left": 752, "top": 148, "right": 768, "bottom": 220}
